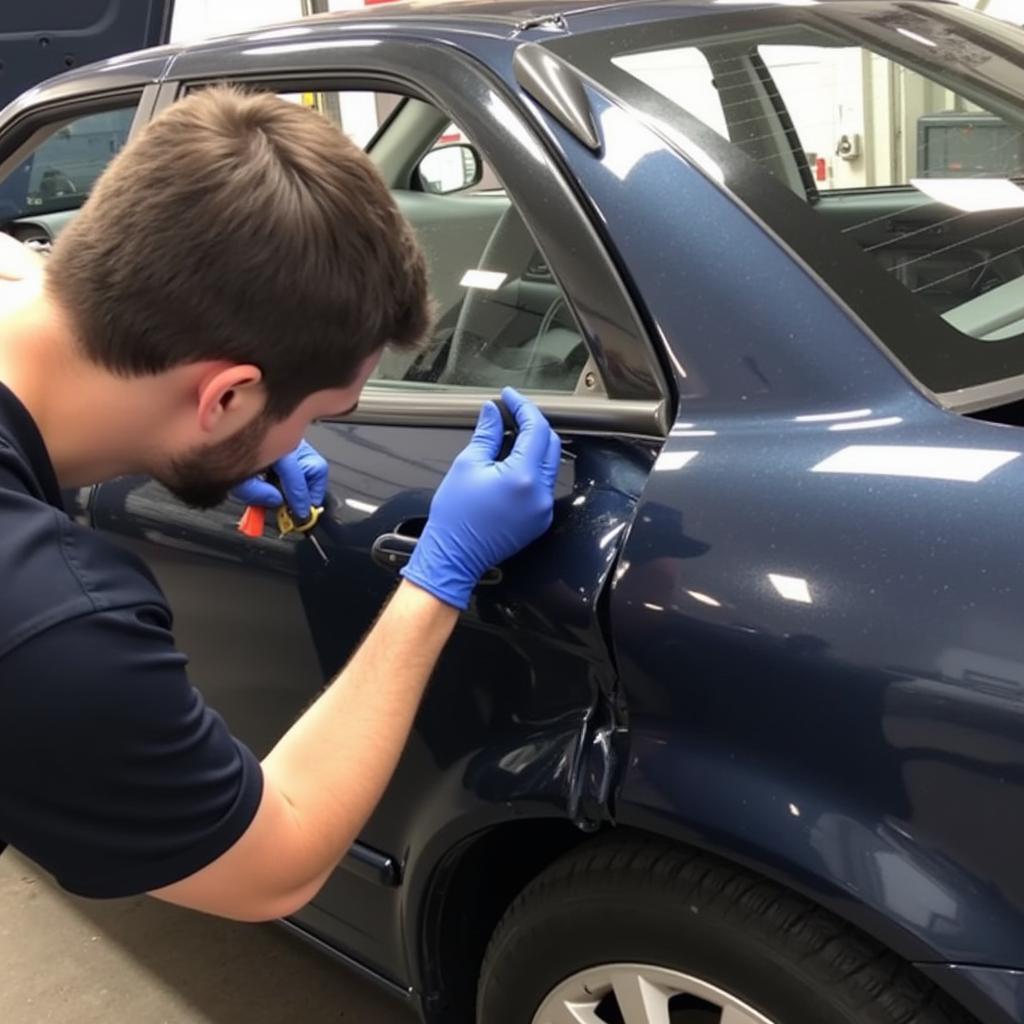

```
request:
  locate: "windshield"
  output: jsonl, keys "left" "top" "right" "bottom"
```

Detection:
{"left": 552, "top": 1, "right": 1024, "bottom": 403}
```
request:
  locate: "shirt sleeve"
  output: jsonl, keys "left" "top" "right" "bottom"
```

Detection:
{"left": 0, "top": 603, "right": 264, "bottom": 898}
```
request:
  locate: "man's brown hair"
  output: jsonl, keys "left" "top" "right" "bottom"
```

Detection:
{"left": 46, "top": 86, "right": 430, "bottom": 417}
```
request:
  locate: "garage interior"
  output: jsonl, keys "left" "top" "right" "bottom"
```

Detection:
{"left": 2, "top": 0, "right": 1024, "bottom": 1022}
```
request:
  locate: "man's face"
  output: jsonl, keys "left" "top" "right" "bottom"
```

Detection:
{"left": 159, "top": 371, "right": 374, "bottom": 510}
{"left": 162, "top": 408, "right": 275, "bottom": 509}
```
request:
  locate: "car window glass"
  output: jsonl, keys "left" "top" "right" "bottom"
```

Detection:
{"left": 278, "top": 89, "right": 387, "bottom": 148}
{"left": 758, "top": 45, "right": 1015, "bottom": 192}
{"left": 608, "top": 32, "right": 1024, "bottom": 358}
{"left": 429, "top": 122, "right": 503, "bottom": 194}
{"left": 372, "top": 184, "right": 585, "bottom": 394}
{"left": 613, "top": 49, "right": 728, "bottom": 140}
{"left": 278, "top": 89, "right": 587, "bottom": 396}
{"left": 0, "top": 104, "right": 138, "bottom": 222}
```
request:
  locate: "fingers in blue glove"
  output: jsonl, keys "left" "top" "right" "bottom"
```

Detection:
{"left": 273, "top": 439, "right": 330, "bottom": 521}
{"left": 501, "top": 386, "right": 555, "bottom": 472}
{"left": 299, "top": 439, "right": 329, "bottom": 508}
{"left": 541, "top": 427, "right": 562, "bottom": 491}
{"left": 230, "top": 477, "right": 284, "bottom": 509}
{"left": 400, "top": 388, "right": 561, "bottom": 611}
{"left": 275, "top": 455, "right": 312, "bottom": 522}
{"left": 466, "top": 401, "right": 504, "bottom": 461}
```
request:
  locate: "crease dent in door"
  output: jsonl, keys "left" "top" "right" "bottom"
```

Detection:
{"left": 564, "top": 464, "right": 635, "bottom": 832}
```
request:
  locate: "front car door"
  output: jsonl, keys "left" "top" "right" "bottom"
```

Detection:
{"left": 80, "top": 27, "right": 671, "bottom": 996}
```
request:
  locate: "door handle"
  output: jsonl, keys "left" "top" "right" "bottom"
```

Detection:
{"left": 370, "top": 529, "right": 503, "bottom": 585}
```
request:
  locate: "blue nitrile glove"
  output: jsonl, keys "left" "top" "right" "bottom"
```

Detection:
{"left": 401, "top": 386, "right": 561, "bottom": 610}
{"left": 229, "top": 439, "right": 328, "bottom": 522}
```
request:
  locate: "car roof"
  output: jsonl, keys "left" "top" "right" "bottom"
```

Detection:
{"left": 266, "top": 0, "right": 953, "bottom": 28}
{"left": 185, "top": 0, "right": 958, "bottom": 49}
{"left": 233, "top": 1, "right": 652, "bottom": 31}
{"left": 9, "top": 0, "right": 960, "bottom": 114}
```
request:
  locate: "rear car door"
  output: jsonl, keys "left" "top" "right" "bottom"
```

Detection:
{"left": 86, "top": 36, "right": 669, "bottom": 988}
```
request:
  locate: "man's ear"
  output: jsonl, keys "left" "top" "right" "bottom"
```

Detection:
{"left": 195, "top": 364, "right": 265, "bottom": 437}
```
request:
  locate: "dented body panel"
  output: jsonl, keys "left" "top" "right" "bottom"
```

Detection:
{"left": 92, "top": 425, "right": 649, "bottom": 986}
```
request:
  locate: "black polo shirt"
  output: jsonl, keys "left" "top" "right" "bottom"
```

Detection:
{"left": 0, "top": 381, "right": 262, "bottom": 897}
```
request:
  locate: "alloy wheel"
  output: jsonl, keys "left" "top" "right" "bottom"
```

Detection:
{"left": 530, "top": 963, "right": 777, "bottom": 1024}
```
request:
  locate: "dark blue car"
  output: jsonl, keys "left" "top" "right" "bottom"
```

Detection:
{"left": 4, "top": 1, "right": 1024, "bottom": 1022}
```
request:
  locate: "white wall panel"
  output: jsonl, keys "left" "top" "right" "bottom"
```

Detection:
{"left": 170, "top": 0, "right": 304, "bottom": 43}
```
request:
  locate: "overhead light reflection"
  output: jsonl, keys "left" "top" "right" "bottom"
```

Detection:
{"left": 485, "top": 93, "right": 547, "bottom": 164}
{"left": 644, "top": 602, "right": 665, "bottom": 612}
{"left": 460, "top": 269, "right": 507, "bottom": 290}
{"left": 911, "top": 177, "right": 1024, "bottom": 212}
{"left": 795, "top": 409, "right": 872, "bottom": 423}
{"left": 599, "top": 105, "right": 661, "bottom": 181}
{"left": 345, "top": 498, "right": 379, "bottom": 514}
{"left": 249, "top": 26, "right": 313, "bottom": 41}
{"left": 599, "top": 522, "right": 627, "bottom": 550}
{"left": 829, "top": 416, "right": 902, "bottom": 432}
{"left": 896, "top": 26, "right": 937, "bottom": 47}
{"left": 243, "top": 39, "right": 379, "bottom": 55}
{"left": 812, "top": 445, "right": 1020, "bottom": 482}
{"left": 671, "top": 429, "right": 717, "bottom": 437}
{"left": 654, "top": 451, "right": 699, "bottom": 472}
{"left": 687, "top": 590, "right": 722, "bottom": 607}
{"left": 769, "top": 573, "right": 812, "bottom": 604}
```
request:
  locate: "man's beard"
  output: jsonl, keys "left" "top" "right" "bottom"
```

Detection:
{"left": 160, "top": 413, "right": 272, "bottom": 510}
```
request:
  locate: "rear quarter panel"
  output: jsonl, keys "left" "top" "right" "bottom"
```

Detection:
{"left": 611, "top": 397, "right": 1024, "bottom": 972}
{"left": 519, "top": 72, "right": 1024, "bottom": 976}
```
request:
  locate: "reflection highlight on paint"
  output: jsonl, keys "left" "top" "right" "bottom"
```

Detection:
{"left": 769, "top": 573, "right": 812, "bottom": 604}
{"left": 654, "top": 451, "right": 699, "bottom": 472}
{"left": 812, "top": 445, "right": 1019, "bottom": 482}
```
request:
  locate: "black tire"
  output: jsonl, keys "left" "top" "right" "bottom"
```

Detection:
{"left": 477, "top": 835, "right": 974, "bottom": 1024}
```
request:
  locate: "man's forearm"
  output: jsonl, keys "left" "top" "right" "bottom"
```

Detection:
{"left": 150, "top": 390, "right": 558, "bottom": 922}
{"left": 262, "top": 580, "right": 458, "bottom": 879}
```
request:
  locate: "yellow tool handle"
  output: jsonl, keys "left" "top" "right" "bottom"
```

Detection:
{"left": 276, "top": 504, "right": 324, "bottom": 537}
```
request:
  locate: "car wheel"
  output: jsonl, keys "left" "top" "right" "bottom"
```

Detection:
{"left": 476, "top": 836, "right": 973, "bottom": 1024}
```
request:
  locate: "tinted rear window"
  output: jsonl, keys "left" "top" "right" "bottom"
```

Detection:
{"left": 554, "top": 2, "right": 1024, "bottom": 403}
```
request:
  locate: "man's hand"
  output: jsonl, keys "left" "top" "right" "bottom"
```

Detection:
{"left": 149, "top": 392, "right": 561, "bottom": 922}
{"left": 230, "top": 440, "right": 328, "bottom": 521}
{"left": 401, "top": 386, "right": 561, "bottom": 609}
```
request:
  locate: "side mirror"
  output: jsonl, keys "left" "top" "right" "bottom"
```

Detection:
{"left": 417, "top": 144, "right": 483, "bottom": 195}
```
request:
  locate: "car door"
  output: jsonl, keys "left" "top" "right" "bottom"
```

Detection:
{"left": 0, "top": 2, "right": 171, "bottom": 223}
{"left": 86, "top": 36, "right": 669, "bottom": 988}
{"left": 0, "top": 2, "right": 172, "bottom": 111}
{"left": 0, "top": 51, "right": 171, "bottom": 525}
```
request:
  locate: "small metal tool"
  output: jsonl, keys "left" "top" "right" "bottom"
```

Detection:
{"left": 276, "top": 502, "right": 329, "bottom": 565}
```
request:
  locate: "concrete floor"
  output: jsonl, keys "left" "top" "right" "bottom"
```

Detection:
{"left": 0, "top": 851, "right": 417, "bottom": 1024}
